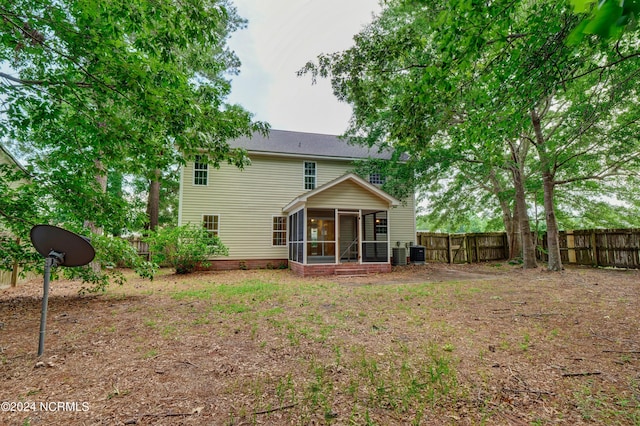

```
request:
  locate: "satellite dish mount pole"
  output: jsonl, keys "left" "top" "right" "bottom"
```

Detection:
{"left": 30, "top": 225, "right": 95, "bottom": 357}
{"left": 38, "top": 251, "right": 65, "bottom": 357}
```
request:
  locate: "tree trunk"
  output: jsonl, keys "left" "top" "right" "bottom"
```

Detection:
{"left": 147, "top": 169, "right": 161, "bottom": 231}
{"left": 508, "top": 202, "right": 522, "bottom": 260}
{"left": 84, "top": 159, "right": 107, "bottom": 273}
{"left": 497, "top": 195, "right": 521, "bottom": 260}
{"left": 506, "top": 137, "right": 536, "bottom": 268}
{"left": 11, "top": 238, "right": 19, "bottom": 287}
{"left": 542, "top": 173, "right": 563, "bottom": 270}
{"left": 530, "top": 107, "right": 563, "bottom": 271}
{"left": 488, "top": 169, "right": 521, "bottom": 260}
{"left": 512, "top": 166, "right": 537, "bottom": 268}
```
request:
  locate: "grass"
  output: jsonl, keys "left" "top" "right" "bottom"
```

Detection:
{"left": 163, "top": 274, "right": 468, "bottom": 422}
{"left": 138, "top": 270, "right": 639, "bottom": 424}
{"left": 10, "top": 266, "right": 637, "bottom": 425}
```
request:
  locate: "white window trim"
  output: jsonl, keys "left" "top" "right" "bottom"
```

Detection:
{"left": 193, "top": 156, "right": 209, "bottom": 186}
{"left": 303, "top": 161, "right": 317, "bottom": 190}
{"left": 272, "top": 215, "right": 287, "bottom": 247}
{"left": 202, "top": 214, "right": 220, "bottom": 237}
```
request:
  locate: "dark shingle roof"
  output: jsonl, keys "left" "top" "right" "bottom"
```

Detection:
{"left": 229, "top": 129, "right": 393, "bottom": 160}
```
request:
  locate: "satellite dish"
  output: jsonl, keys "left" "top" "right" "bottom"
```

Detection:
{"left": 30, "top": 225, "right": 95, "bottom": 267}
{"left": 29, "top": 225, "right": 96, "bottom": 357}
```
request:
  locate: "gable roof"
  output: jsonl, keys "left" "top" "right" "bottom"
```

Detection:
{"left": 283, "top": 173, "right": 400, "bottom": 213}
{"left": 230, "top": 129, "right": 393, "bottom": 160}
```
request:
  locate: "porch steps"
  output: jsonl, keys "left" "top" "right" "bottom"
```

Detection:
{"left": 335, "top": 267, "right": 369, "bottom": 276}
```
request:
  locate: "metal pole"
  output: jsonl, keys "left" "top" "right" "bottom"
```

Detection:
{"left": 37, "top": 257, "right": 53, "bottom": 357}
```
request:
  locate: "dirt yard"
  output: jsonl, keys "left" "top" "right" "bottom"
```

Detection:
{"left": 1, "top": 263, "right": 639, "bottom": 425}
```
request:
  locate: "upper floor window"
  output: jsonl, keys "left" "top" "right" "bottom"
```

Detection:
{"left": 304, "top": 161, "right": 316, "bottom": 190}
{"left": 203, "top": 214, "right": 219, "bottom": 237}
{"left": 194, "top": 155, "right": 208, "bottom": 186}
{"left": 369, "top": 173, "right": 386, "bottom": 185}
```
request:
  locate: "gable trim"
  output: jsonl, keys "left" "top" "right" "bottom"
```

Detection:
{"left": 282, "top": 173, "right": 400, "bottom": 213}
{"left": 0, "top": 144, "right": 27, "bottom": 174}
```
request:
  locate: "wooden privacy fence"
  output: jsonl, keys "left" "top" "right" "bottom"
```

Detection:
{"left": 128, "top": 237, "right": 150, "bottom": 261}
{"left": 417, "top": 228, "right": 640, "bottom": 269}
{"left": 0, "top": 235, "right": 25, "bottom": 287}
{"left": 416, "top": 232, "right": 509, "bottom": 264}
{"left": 538, "top": 228, "right": 640, "bottom": 269}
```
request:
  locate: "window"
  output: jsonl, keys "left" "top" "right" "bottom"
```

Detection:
{"left": 288, "top": 210, "right": 304, "bottom": 263}
{"left": 369, "top": 173, "right": 386, "bottom": 185}
{"left": 272, "top": 216, "right": 287, "bottom": 246}
{"left": 307, "top": 209, "right": 336, "bottom": 264}
{"left": 362, "top": 211, "right": 389, "bottom": 263}
{"left": 194, "top": 155, "right": 208, "bottom": 186}
{"left": 203, "top": 214, "right": 219, "bottom": 237}
{"left": 304, "top": 161, "right": 316, "bottom": 190}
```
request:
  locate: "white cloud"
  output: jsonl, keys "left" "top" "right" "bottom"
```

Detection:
{"left": 228, "top": 0, "right": 380, "bottom": 135}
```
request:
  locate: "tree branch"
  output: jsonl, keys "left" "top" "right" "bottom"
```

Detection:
{"left": 0, "top": 10, "right": 133, "bottom": 103}
{"left": 554, "top": 154, "right": 640, "bottom": 185}
{"left": 560, "top": 51, "right": 640, "bottom": 86}
{"left": 0, "top": 71, "right": 91, "bottom": 88}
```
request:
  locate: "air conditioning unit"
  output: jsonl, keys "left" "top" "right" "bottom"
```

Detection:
{"left": 410, "top": 245, "right": 426, "bottom": 265}
{"left": 392, "top": 247, "right": 407, "bottom": 266}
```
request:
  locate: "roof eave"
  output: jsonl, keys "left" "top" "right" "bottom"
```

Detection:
{"left": 282, "top": 199, "right": 306, "bottom": 214}
{"left": 0, "top": 144, "right": 28, "bottom": 174}
{"left": 282, "top": 173, "right": 400, "bottom": 214}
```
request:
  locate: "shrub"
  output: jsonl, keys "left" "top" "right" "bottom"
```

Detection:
{"left": 0, "top": 234, "right": 41, "bottom": 276}
{"left": 145, "top": 225, "right": 228, "bottom": 274}
{"left": 65, "top": 234, "right": 157, "bottom": 294}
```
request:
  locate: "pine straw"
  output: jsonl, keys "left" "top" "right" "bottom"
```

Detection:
{"left": 1, "top": 263, "right": 639, "bottom": 425}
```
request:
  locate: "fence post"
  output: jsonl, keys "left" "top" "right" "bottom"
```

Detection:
{"left": 11, "top": 237, "right": 19, "bottom": 287}
{"left": 503, "top": 233, "right": 509, "bottom": 259}
{"left": 448, "top": 234, "right": 453, "bottom": 264}
{"left": 566, "top": 230, "right": 576, "bottom": 264}
{"left": 463, "top": 234, "right": 469, "bottom": 263}
{"left": 590, "top": 230, "right": 598, "bottom": 267}
{"left": 11, "top": 260, "right": 18, "bottom": 287}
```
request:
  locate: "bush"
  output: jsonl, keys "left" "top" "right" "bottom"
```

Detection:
{"left": 0, "top": 234, "right": 41, "bottom": 272}
{"left": 145, "top": 225, "right": 228, "bottom": 274}
{"left": 65, "top": 234, "right": 157, "bottom": 294}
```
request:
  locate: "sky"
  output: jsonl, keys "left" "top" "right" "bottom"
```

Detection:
{"left": 226, "top": 0, "right": 381, "bottom": 136}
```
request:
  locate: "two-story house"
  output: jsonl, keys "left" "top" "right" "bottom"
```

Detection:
{"left": 1, "top": 143, "right": 27, "bottom": 181}
{"left": 1, "top": 143, "right": 30, "bottom": 287}
{"left": 178, "top": 129, "right": 416, "bottom": 276}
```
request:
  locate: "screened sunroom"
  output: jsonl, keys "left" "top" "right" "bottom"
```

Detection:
{"left": 283, "top": 174, "right": 399, "bottom": 276}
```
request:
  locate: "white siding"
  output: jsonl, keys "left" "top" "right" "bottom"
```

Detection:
{"left": 0, "top": 149, "right": 26, "bottom": 189}
{"left": 307, "top": 180, "right": 389, "bottom": 210}
{"left": 389, "top": 196, "right": 417, "bottom": 247}
{"left": 179, "top": 153, "right": 416, "bottom": 260}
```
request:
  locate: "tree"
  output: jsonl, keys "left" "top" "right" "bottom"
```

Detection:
{"left": 302, "top": 0, "right": 640, "bottom": 270}
{"left": 145, "top": 224, "right": 228, "bottom": 274}
{"left": 569, "top": 0, "right": 640, "bottom": 42}
{"left": 0, "top": 0, "right": 266, "bottom": 235}
{"left": 0, "top": 0, "right": 267, "bottom": 288}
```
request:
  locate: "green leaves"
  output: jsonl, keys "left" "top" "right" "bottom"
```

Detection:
{"left": 0, "top": 0, "right": 266, "bottom": 291}
{"left": 64, "top": 234, "right": 157, "bottom": 294}
{"left": 1, "top": 0, "right": 264, "bottom": 236}
{"left": 145, "top": 225, "right": 229, "bottom": 274}
{"left": 570, "top": 0, "right": 597, "bottom": 14}
{"left": 569, "top": 0, "right": 640, "bottom": 43}
{"left": 303, "top": 0, "right": 640, "bottom": 238}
